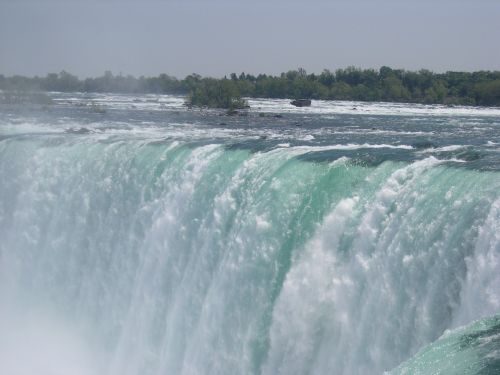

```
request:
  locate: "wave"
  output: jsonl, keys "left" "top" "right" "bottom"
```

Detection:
{"left": 389, "top": 315, "right": 500, "bottom": 375}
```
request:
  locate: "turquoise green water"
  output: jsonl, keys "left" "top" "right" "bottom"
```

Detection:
{"left": 390, "top": 315, "right": 500, "bottom": 375}
{"left": 0, "top": 94, "right": 499, "bottom": 374}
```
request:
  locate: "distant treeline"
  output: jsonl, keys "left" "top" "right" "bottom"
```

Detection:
{"left": 1, "top": 66, "right": 500, "bottom": 106}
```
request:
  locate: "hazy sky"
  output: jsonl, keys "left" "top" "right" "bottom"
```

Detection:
{"left": 1, "top": 0, "right": 499, "bottom": 78}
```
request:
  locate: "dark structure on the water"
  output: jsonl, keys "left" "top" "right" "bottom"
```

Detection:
{"left": 290, "top": 99, "right": 312, "bottom": 107}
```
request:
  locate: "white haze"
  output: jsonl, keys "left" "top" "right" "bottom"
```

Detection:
{"left": 0, "top": 0, "right": 499, "bottom": 78}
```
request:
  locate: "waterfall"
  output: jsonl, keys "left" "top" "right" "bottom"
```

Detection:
{"left": 1, "top": 134, "right": 499, "bottom": 374}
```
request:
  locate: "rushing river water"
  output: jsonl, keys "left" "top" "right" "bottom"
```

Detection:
{"left": 1, "top": 93, "right": 499, "bottom": 375}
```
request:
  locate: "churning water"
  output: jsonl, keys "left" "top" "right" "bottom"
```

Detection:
{"left": 1, "top": 93, "right": 499, "bottom": 374}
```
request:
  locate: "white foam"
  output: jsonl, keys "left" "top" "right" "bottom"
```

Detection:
{"left": 289, "top": 143, "right": 414, "bottom": 151}
{"left": 454, "top": 198, "right": 500, "bottom": 327}
{"left": 248, "top": 97, "right": 500, "bottom": 117}
{"left": 420, "top": 145, "right": 467, "bottom": 153}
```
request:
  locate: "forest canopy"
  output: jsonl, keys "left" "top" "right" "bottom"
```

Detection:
{"left": 1, "top": 67, "right": 500, "bottom": 107}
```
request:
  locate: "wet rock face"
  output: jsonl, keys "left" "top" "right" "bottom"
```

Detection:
{"left": 290, "top": 99, "right": 311, "bottom": 107}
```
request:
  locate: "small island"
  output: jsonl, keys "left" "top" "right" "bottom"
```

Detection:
{"left": 186, "top": 78, "right": 248, "bottom": 110}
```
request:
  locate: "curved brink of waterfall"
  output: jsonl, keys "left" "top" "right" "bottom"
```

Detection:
{"left": 0, "top": 134, "right": 499, "bottom": 375}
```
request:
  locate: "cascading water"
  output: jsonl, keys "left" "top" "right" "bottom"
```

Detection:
{"left": 1, "top": 93, "right": 499, "bottom": 374}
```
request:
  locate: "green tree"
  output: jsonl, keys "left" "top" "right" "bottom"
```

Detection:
{"left": 475, "top": 80, "right": 500, "bottom": 106}
{"left": 187, "top": 78, "right": 248, "bottom": 109}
